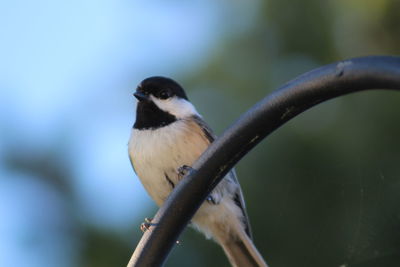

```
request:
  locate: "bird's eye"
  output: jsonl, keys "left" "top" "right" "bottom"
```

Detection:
{"left": 158, "top": 90, "right": 171, "bottom": 99}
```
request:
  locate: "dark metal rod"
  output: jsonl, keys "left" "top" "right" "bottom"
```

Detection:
{"left": 128, "top": 56, "right": 400, "bottom": 267}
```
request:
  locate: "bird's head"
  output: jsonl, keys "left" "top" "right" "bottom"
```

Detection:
{"left": 133, "top": 76, "right": 198, "bottom": 129}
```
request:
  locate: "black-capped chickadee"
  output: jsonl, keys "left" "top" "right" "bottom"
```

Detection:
{"left": 128, "top": 76, "right": 267, "bottom": 267}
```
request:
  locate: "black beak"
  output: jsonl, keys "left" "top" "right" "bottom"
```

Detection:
{"left": 134, "top": 91, "right": 150, "bottom": 102}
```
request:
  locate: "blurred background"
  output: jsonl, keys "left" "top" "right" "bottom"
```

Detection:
{"left": 1, "top": 0, "right": 400, "bottom": 266}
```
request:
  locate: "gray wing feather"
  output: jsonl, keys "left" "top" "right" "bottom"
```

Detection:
{"left": 228, "top": 169, "right": 253, "bottom": 239}
{"left": 191, "top": 115, "right": 253, "bottom": 239}
{"left": 191, "top": 115, "right": 216, "bottom": 143}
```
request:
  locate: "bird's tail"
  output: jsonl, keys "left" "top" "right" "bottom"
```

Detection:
{"left": 217, "top": 224, "right": 268, "bottom": 267}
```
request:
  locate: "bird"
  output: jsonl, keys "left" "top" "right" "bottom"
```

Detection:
{"left": 128, "top": 76, "right": 267, "bottom": 267}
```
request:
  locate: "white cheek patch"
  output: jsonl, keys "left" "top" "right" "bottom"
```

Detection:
{"left": 150, "top": 95, "right": 200, "bottom": 119}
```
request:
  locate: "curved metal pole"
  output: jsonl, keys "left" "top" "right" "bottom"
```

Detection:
{"left": 128, "top": 56, "right": 400, "bottom": 267}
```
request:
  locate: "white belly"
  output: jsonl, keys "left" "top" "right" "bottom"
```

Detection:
{"left": 128, "top": 120, "right": 209, "bottom": 206}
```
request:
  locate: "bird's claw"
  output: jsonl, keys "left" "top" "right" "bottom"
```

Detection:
{"left": 206, "top": 195, "right": 217, "bottom": 204}
{"left": 178, "top": 165, "right": 193, "bottom": 179}
{"left": 140, "top": 217, "right": 157, "bottom": 233}
{"left": 140, "top": 218, "right": 180, "bottom": 244}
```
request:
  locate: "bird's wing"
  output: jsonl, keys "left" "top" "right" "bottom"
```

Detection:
{"left": 191, "top": 115, "right": 216, "bottom": 143}
{"left": 191, "top": 115, "right": 253, "bottom": 239}
{"left": 228, "top": 169, "right": 253, "bottom": 238}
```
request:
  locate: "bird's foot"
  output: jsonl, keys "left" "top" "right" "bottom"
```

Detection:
{"left": 140, "top": 217, "right": 157, "bottom": 233}
{"left": 140, "top": 217, "right": 180, "bottom": 244}
{"left": 206, "top": 195, "right": 217, "bottom": 204}
{"left": 177, "top": 165, "right": 194, "bottom": 179}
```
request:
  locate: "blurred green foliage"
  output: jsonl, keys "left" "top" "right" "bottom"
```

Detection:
{"left": 7, "top": 0, "right": 400, "bottom": 266}
{"left": 176, "top": 0, "right": 400, "bottom": 266}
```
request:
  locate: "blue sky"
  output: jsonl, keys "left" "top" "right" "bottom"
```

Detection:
{"left": 0, "top": 0, "right": 220, "bottom": 224}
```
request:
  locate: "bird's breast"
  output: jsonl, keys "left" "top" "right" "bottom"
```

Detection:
{"left": 128, "top": 120, "right": 210, "bottom": 206}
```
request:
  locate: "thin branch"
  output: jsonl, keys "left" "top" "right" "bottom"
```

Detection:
{"left": 128, "top": 56, "right": 400, "bottom": 267}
